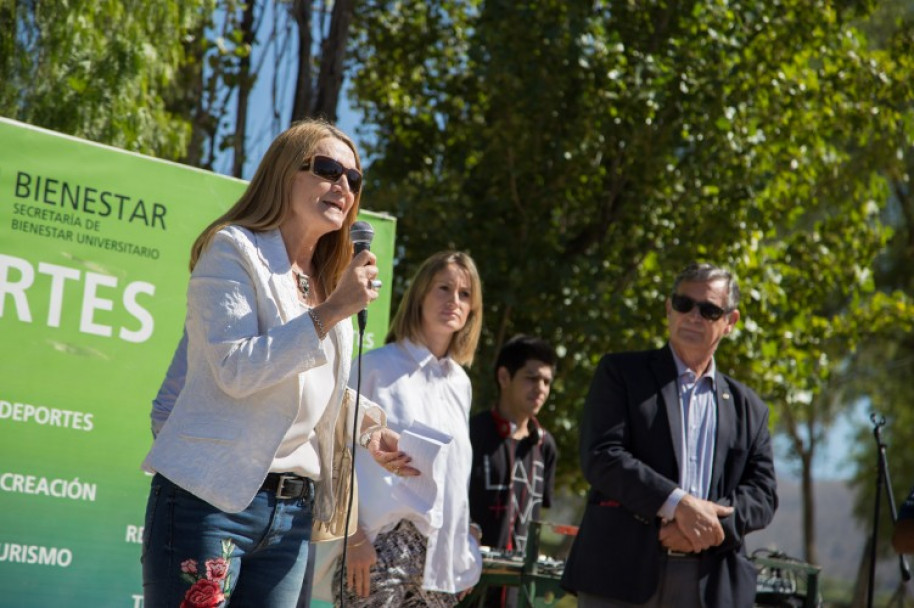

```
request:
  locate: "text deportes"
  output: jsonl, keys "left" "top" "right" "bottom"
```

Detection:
{"left": 0, "top": 399, "right": 93, "bottom": 431}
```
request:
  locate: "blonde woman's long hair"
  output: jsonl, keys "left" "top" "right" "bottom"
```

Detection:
{"left": 387, "top": 251, "right": 483, "bottom": 366}
{"left": 188, "top": 119, "right": 362, "bottom": 295}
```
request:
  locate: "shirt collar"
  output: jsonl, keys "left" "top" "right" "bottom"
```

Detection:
{"left": 669, "top": 345, "right": 717, "bottom": 387}
{"left": 401, "top": 338, "right": 455, "bottom": 374}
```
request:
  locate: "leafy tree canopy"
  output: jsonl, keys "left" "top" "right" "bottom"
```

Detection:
{"left": 844, "top": 0, "right": 914, "bottom": 553}
{"left": 347, "top": 0, "right": 914, "bottom": 488}
{"left": 0, "top": 0, "right": 206, "bottom": 158}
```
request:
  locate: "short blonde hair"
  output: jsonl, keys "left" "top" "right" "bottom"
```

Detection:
{"left": 189, "top": 119, "right": 362, "bottom": 294}
{"left": 387, "top": 251, "right": 483, "bottom": 366}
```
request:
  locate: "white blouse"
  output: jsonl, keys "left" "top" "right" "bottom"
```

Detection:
{"left": 270, "top": 326, "right": 338, "bottom": 479}
{"left": 351, "top": 339, "right": 481, "bottom": 593}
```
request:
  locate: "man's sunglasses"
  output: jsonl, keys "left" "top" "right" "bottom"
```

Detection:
{"left": 670, "top": 294, "right": 729, "bottom": 321}
{"left": 301, "top": 155, "right": 363, "bottom": 194}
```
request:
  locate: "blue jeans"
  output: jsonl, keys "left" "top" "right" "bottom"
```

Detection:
{"left": 142, "top": 473, "right": 314, "bottom": 608}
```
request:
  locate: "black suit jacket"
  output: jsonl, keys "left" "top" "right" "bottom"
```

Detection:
{"left": 561, "top": 346, "right": 777, "bottom": 607}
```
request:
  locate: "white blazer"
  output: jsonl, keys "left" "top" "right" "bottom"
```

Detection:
{"left": 143, "top": 226, "right": 383, "bottom": 515}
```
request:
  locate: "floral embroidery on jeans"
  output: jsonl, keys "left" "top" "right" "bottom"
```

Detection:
{"left": 179, "top": 539, "right": 234, "bottom": 608}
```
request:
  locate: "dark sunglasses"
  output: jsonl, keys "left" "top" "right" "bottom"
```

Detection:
{"left": 670, "top": 294, "right": 729, "bottom": 321}
{"left": 301, "top": 155, "right": 363, "bottom": 193}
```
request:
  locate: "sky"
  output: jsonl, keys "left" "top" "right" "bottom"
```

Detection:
{"left": 774, "top": 399, "right": 893, "bottom": 482}
{"left": 210, "top": 1, "right": 363, "bottom": 181}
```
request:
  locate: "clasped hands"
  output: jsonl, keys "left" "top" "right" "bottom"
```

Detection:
{"left": 659, "top": 494, "right": 733, "bottom": 554}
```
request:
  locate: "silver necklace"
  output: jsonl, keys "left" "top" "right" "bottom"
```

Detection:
{"left": 293, "top": 270, "right": 310, "bottom": 299}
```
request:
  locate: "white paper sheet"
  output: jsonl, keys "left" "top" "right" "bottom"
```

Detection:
{"left": 391, "top": 420, "right": 453, "bottom": 528}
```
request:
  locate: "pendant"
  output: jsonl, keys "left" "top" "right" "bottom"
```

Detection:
{"left": 295, "top": 271, "right": 310, "bottom": 299}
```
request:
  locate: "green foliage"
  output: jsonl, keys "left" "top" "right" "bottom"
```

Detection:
{"left": 348, "top": 0, "right": 914, "bottom": 490}
{"left": 0, "top": 0, "right": 206, "bottom": 158}
{"left": 847, "top": 8, "right": 914, "bottom": 553}
{"left": 843, "top": 0, "right": 914, "bottom": 552}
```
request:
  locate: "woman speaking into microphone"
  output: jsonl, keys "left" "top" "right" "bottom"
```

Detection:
{"left": 141, "top": 119, "right": 416, "bottom": 608}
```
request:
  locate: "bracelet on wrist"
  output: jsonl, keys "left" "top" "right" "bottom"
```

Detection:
{"left": 358, "top": 424, "right": 384, "bottom": 448}
{"left": 308, "top": 307, "right": 327, "bottom": 340}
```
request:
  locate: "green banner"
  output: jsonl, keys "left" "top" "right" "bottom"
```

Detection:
{"left": 0, "top": 118, "right": 395, "bottom": 607}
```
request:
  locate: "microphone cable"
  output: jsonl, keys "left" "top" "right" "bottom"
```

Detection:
{"left": 338, "top": 220, "right": 374, "bottom": 607}
{"left": 338, "top": 318, "right": 367, "bottom": 608}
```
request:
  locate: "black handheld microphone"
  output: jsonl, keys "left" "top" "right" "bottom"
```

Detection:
{"left": 350, "top": 221, "right": 375, "bottom": 333}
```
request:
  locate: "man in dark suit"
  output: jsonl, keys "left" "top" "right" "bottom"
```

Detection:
{"left": 561, "top": 262, "right": 777, "bottom": 608}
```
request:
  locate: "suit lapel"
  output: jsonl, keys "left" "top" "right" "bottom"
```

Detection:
{"left": 254, "top": 229, "right": 298, "bottom": 323}
{"left": 653, "top": 347, "right": 683, "bottom": 473}
{"left": 712, "top": 374, "right": 735, "bottom": 490}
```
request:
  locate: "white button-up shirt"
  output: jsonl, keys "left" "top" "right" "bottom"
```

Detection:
{"left": 351, "top": 339, "right": 481, "bottom": 593}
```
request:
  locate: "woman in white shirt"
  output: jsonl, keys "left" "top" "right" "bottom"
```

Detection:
{"left": 141, "top": 120, "right": 415, "bottom": 608}
{"left": 336, "top": 251, "right": 484, "bottom": 607}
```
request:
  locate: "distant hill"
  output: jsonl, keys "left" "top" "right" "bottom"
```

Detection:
{"left": 746, "top": 477, "right": 866, "bottom": 581}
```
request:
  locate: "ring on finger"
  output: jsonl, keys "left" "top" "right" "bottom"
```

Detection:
{"left": 370, "top": 279, "right": 382, "bottom": 289}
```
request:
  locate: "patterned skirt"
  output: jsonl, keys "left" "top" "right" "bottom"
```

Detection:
{"left": 332, "top": 519, "right": 460, "bottom": 608}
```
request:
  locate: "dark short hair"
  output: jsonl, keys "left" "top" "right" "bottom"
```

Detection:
{"left": 494, "top": 335, "right": 557, "bottom": 386}
{"left": 672, "top": 262, "right": 740, "bottom": 310}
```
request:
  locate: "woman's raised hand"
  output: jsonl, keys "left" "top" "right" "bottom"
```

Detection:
{"left": 313, "top": 250, "right": 380, "bottom": 329}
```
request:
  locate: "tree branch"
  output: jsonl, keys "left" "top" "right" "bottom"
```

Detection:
{"left": 290, "top": 0, "right": 313, "bottom": 122}
{"left": 313, "top": 0, "right": 356, "bottom": 121}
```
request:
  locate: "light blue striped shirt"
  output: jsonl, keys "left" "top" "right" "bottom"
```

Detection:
{"left": 658, "top": 350, "right": 718, "bottom": 521}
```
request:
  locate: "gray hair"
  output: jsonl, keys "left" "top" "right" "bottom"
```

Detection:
{"left": 672, "top": 262, "right": 740, "bottom": 310}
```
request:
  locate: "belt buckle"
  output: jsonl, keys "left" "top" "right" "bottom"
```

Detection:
{"left": 667, "top": 549, "right": 689, "bottom": 558}
{"left": 275, "top": 473, "right": 298, "bottom": 499}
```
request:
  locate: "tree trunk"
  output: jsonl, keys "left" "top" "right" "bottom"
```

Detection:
{"left": 801, "top": 450, "right": 819, "bottom": 566}
{"left": 290, "top": 0, "right": 313, "bottom": 123}
{"left": 313, "top": 0, "right": 356, "bottom": 122}
{"left": 232, "top": 0, "right": 256, "bottom": 178}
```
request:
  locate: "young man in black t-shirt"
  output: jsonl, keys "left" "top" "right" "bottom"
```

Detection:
{"left": 469, "top": 335, "right": 558, "bottom": 608}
